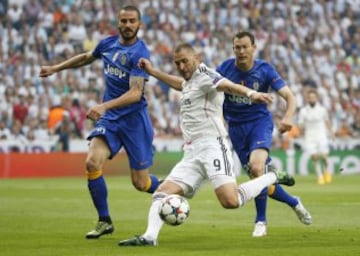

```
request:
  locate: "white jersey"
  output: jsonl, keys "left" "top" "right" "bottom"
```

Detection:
{"left": 179, "top": 63, "right": 228, "bottom": 142}
{"left": 298, "top": 103, "right": 329, "bottom": 140}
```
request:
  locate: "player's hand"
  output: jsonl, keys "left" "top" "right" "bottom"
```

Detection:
{"left": 39, "top": 66, "right": 56, "bottom": 77}
{"left": 278, "top": 119, "right": 293, "bottom": 134}
{"left": 251, "top": 92, "right": 273, "bottom": 104}
{"left": 86, "top": 104, "right": 107, "bottom": 121}
{"left": 138, "top": 58, "right": 153, "bottom": 73}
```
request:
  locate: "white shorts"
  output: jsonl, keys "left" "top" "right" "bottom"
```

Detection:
{"left": 304, "top": 137, "right": 329, "bottom": 155}
{"left": 166, "top": 136, "right": 236, "bottom": 198}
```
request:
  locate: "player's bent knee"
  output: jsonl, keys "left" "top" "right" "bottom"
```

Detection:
{"left": 219, "top": 197, "right": 239, "bottom": 209}
{"left": 132, "top": 179, "right": 148, "bottom": 192}
{"left": 221, "top": 200, "right": 239, "bottom": 209}
{"left": 85, "top": 157, "right": 101, "bottom": 172}
{"left": 248, "top": 163, "right": 264, "bottom": 177}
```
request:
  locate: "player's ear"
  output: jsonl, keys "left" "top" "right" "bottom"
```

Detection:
{"left": 195, "top": 52, "right": 203, "bottom": 62}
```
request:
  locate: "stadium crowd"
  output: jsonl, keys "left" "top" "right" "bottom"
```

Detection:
{"left": 0, "top": 0, "right": 359, "bottom": 152}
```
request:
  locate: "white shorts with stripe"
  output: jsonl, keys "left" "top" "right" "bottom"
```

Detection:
{"left": 166, "top": 136, "right": 236, "bottom": 198}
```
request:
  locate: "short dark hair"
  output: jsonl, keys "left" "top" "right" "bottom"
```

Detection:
{"left": 174, "top": 43, "right": 195, "bottom": 54}
{"left": 121, "top": 5, "right": 141, "bottom": 19}
{"left": 233, "top": 31, "right": 255, "bottom": 45}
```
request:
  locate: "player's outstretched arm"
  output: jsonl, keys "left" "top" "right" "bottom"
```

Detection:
{"left": 277, "top": 86, "right": 296, "bottom": 133}
{"left": 86, "top": 75, "right": 145, "bottom": 121}
{"left": 39, "top": 51, "right": 95, "bottom": 77}
{"left": 138, "top": 58, "right": 184, "bottom": 91}
{"left": 217, "top": 79, "right": 273, "bottom": 104}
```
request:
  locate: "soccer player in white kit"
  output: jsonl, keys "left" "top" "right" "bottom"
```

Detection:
{"left": 298, "top": 90, "right": 333, "bottom": 184}
{"left": 119, "top": 43, "right": 295, "bottom": 246}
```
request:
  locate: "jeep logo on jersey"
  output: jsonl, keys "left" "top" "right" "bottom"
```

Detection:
{"left": 228, "top": 95, "right": 251, "bottom": 104}
{"left": 104, "top": 64, "right": 127, "bottom": 79}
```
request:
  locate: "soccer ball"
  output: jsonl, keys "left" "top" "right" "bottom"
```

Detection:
{"left": 159, "top": 194, "right": 190, "bottom": 226}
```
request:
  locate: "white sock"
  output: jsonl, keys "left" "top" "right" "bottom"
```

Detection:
{"left": 237, "top": 173, "right": 276, "bottom": 206}
{"left": 315, "top": 161, "right": 323, "bottom": 178}
{"left": 143, "top": 193, "right": 166, "bottom": 241}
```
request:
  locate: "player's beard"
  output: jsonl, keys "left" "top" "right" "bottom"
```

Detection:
{"left": 119, "top": 26, "right": 140, "bottom": 42}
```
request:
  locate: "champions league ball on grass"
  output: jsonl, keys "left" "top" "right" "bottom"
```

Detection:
{"left": 159, "top": 194, "right": 190, "bottom": 226}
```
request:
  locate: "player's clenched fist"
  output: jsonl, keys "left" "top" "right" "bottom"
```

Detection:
{"left": 86, "top": 104, "right": 107, "bottom": 121}
{"left": 39, "top": 66, "right": 57, "bottom": 77}
{"left": 138, "top": 58, "right": 154, "bottom": 73}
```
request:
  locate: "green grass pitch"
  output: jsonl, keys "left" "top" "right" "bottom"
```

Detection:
{"left": 1, "top": 175, "right": 359, "bottom": 256}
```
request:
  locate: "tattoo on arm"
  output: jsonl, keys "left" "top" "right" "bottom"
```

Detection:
{"left": 225, "top": 87, "right": 236, "bottom": 95}
{"left": 129, "top": 76, "right": 145, "bottom": 92}
{"left": 222, "top": 85, "right": 240, "bottom": 96}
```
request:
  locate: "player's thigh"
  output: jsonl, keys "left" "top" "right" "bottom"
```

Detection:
{"left": 121, "top": 110, "right": 154, "bottom": 171}
{"left": 248, "top": 116, "right": 273, "bottom": 151}
{"left": 86, "top": 136, "right": 111, "bottom": 170}
{"left": 304, "top": 139, "right": 318, "bottom": 156}
{"left": 166, "top": 157, "right": 204, "bottom": 198}
{"left": 246, "top": 117, "right": 273, "bottom": 175}
{"left": 248, "top": 148, "right": 268, "bottom": 177}
{"left": 200, "top": 137, "right": 237, "bottom": 191}
{"left": 318, "top": 139, "right": 330, "bottom": 155}
{"left": 87, "top": 119, "right": 122, "bottom": 159}
{"left": 228, "top": 124, "right": 249, "bottom": 165}
{"left": 156, "top": 180, "right": 185, "bottom": 195}
{"left": 201, "top": 137, "right": 234, "bottom": 178}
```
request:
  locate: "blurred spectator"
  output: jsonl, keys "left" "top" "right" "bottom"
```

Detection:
{"left": 281, "top": 125, "right": 301, "bottom": 151}
{"left": 0, "top": 120, "right": 11, "bottom": 140}
{"left": 47, "top": 96, "right": 68, "bottom": 134}
{"left": 23, "top": 0, "right": 42, "bottom": 26}
{"left": 12, "top": 90, "right": 28, "bottom": 124}
{"left": 68, "top": 98, "right": 87, "bottom": 138}
{"left": 0, "top": 0, "right": 359, "bottom": 152}
{"left": 56, "top": 116, "right": 71, "bottom": 152}
{"left": 7, "top": 3, "right": 22, "bottom": 30}
{"left": 352, "top": 112, "right": 360, "bottom": 137}
{"left": 8, "top": 119, "right": 28, "bottom": 152}
{"left": 33, "top": 119, "right": 51, "bottom": 141}
{"left": 335, "top": 118, "right": 354, "bottom": 138}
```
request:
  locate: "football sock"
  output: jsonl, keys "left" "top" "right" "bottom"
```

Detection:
{"left": 144, "top": 174, "right": 161, "bottom": 194}
{"left": 238, "top": 173, "right": 276, "bottom": 206}
{"left": 268, "top": 184, "right": 298, "bottom": 207}
{"left": 87, "top": 170, "right": 110, "bottom": 220}
{"left": 254, "top": 187, "right": 268, "bottom": 223}
{"left": 315, "top": 161, "right": 323, "bottom": 178}
{"left": 143, "top": 192, "right": 166, "bottom": 241}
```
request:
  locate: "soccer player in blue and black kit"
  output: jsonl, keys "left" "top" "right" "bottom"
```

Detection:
{"left": 39, "top": 5, "right": 161, "bottom": 239}
{"left": 216, "top": 31, "right": 312, "bottom": 237}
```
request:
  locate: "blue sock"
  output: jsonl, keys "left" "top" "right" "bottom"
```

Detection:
{"left": 88, "top": 176, "right": 111, "bottom": 221}
{"left": 146, "top": 174, "right": 161, "bottom": 193}
{"left": 254, "top": 187, "right": 268, "bottom": 223}
{"left": 269, "top": 184, "right": 298, "bottom": 207}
